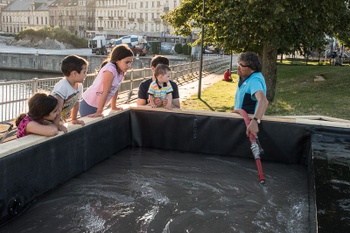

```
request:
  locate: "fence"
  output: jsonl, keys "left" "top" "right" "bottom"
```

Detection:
{"left": 0, "top": 56, "right": 230, "bottom": 122}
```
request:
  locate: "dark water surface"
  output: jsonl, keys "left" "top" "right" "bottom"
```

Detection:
{"left": 313, "top": 132, "right": 350, "bottom": 233}
{"left": 0, "top": 148, "right": 311, "bottom": 233}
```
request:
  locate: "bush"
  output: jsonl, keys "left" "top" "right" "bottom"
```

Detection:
{"left": 148, "top": 41, "right": 161, "bottom": 54}
{"left": 174, "top": 43, "right": 183, "bottom": 54}
{"left": 182, "top": 44, "right": 192, "bottom": 55}
{"left": 15, "top": 26, "right": 87, "bottom": 48}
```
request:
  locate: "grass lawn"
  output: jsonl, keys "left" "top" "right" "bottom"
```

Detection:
{"left": 181, "top": 61, "right": 350, "bottom": 120}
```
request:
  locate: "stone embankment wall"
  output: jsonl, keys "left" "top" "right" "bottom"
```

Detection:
{"left": 0, "top": 53, "right": 151, "bottom": 73}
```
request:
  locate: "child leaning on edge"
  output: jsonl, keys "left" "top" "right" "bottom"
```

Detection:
{"left": 15, "top": 92, "right": 59, "bottom": 138}
{"left": 51, "top": 54, "right": 88, "bottom": 132}
{"left": 79, "top": 44, "right": 134, "bottom": 118}
{"left": 147, "top": 64, "right": 173, "bottom": 110}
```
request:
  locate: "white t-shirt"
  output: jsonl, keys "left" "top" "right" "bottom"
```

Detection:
{"left": 51, "top": 78, "right": 83, "bottom": 119}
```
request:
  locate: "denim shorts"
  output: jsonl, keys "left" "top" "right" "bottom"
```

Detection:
{"left": 79, "top": 99, "right": 97, "bottom": 117}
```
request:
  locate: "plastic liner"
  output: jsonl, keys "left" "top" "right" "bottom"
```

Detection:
{"left": 3, "top": 108, "right": 350, "bottom": 232}
{"left": 130, "top": 109, "right": 311, "bottom": 164}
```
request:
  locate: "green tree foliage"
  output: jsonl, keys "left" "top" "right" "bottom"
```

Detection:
{"left": 183, "top": 43, "right": 192, "bottom": 55}
{"left": 16, "top": 26, "right": 87, "bottom": 48}
{"left": 162, "top": 0, "right": 350, "bottom": 102}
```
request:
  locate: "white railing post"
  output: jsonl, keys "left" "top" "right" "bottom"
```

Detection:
{"left": 128, "top": 69, "right": 134, "bottom": 103}
{"left": 32, "top": 78, "right": 38, "bottom": 93}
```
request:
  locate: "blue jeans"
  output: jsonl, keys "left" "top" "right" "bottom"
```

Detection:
{"left": 79, "top": 99, "right": 97, "bottom": 117}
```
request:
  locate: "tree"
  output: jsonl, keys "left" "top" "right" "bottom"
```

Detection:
{"left": 162, "top": 0, "right": 350, "bottom": 102}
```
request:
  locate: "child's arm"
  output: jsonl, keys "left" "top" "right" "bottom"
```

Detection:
{"left": 89, "top": 71, "right": 113, "bottom": 117}
{"left": 110, "top": 91, "right": 123, "bottom": 111}
{"left": 71, "top": 101, "right": 85, "bottom": 125}
{"left": 164, "top": 93, "right": 173, "bottom": 110}
{"left": 26, "top": 121, "right": 59, "bottom": 137}
{"left": 52, "top": 94, "right": 68, "bottom": 133}
{"left": 148, "top": 95, "right": 157, "bottom": 108}
{"left": 147, "top": 84, "right": 158, "bottom": 108}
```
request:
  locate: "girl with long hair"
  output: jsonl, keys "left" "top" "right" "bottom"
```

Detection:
{"left": 79, "top": 44, "right": 134, "bottom": 117}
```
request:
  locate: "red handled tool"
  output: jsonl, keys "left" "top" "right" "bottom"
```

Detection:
{"left": 232, "top": 109, "right": 265, "bottom": 184}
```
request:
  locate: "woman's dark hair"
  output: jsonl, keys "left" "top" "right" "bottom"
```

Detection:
{"left": 61, "top": 54, "right": 89, "bottom": 76}
{"left": 237, "top": 51, "right": 262, "bottom": 72}
{"left": 15, "top": 93, "right": 58, "bottom": 126}
{"left": 98, "top": 44, "right": 134, "bottom": 73}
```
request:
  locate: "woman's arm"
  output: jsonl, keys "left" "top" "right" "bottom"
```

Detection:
{"left": 246, "top": 90, "right": 269, "bottom": 137}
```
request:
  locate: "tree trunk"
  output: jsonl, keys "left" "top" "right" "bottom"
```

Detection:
{"left": 261, "top": 44, "right": 278, "bottom": 102}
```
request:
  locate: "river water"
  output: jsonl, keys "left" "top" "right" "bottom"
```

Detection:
{"left": 0, "top": 148, "right": 311, "bottom": 233}
{"left": 0, "top": 69, "right": 61, "bottom": 82}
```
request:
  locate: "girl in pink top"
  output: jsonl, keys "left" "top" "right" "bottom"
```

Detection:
{"left": 15, "top": 93, "right": 59, "bottom": 138}
{"left": 79, "top": 44, "right": 134, "bottom": 117}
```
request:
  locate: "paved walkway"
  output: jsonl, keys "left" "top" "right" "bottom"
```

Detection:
{"left": 178, "top": 72, "right": 224, "bottom": 101}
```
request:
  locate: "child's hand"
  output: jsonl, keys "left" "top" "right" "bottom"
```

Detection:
{"left": 112, "top": 106, "right": 123, "bottom": 111}
{"left": 58, "top": 124, "right": 68, "bottom": 133}
{"left": 88, "top": 112, "right": 104, "bottom": 118}
{"left": 164, "top": 104, "right": 172, "bottom": 110}
{"left": 151, "top": 104, "right": 157, "bottom": 108}
{"left": 71, "top": 119, "right": 85, "bottom": 126}
{"left": 162, "top": 99, "right": 168, "bottom": 107}
{"left": 154, "top": 98, "right": 163, "bottom": 107}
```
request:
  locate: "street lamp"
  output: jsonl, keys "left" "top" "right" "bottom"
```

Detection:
{"left": 197, "top": 0, "right": 206, "bottom": 99}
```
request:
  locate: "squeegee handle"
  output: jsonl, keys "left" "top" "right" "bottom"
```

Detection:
{"left": 232, "top": 109, "right": 265, "bottom": 184}
{"left": 255, "top": 159, "right": 265, "bottom": 184}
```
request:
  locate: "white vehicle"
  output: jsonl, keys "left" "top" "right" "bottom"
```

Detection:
{"left": 88, "top": 36, "right": 111, "bottom": 55}
{"left": 110, "top": 35, "right": 149, "bottom": 56}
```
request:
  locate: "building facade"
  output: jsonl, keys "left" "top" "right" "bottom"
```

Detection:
{"left": 1, "top": 0, "right": 185, "bottom": 42}
{"left": 2, "top": 0, "right": 53, "bottom": 33}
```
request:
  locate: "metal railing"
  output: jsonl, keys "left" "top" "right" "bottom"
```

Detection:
{"left": 0, "top": 56, "right": 230, "bottom": 122}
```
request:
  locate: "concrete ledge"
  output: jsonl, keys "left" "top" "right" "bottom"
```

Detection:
{"left": 2, "top": 106, "right": 350, "bottom": 159}
{"left": 0, "top": 105, "right": 133, "bottom": 158}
